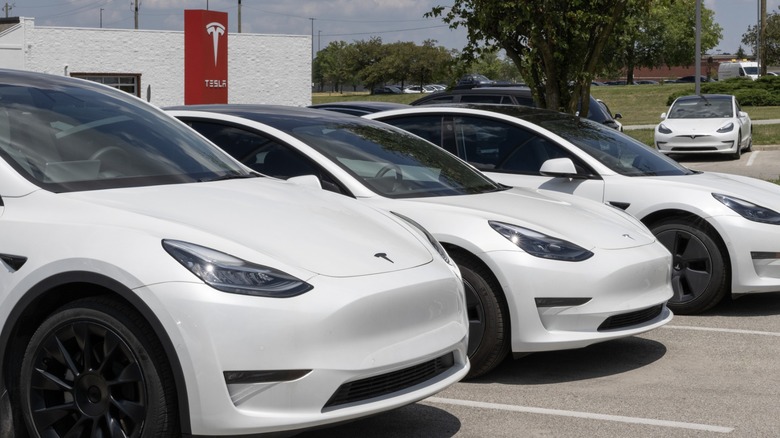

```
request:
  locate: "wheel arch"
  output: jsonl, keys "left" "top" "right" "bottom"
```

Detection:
{"left": 0, "top": 271, "right": 192, "bottom": 436}
{"left": 641, "top": 209, "right": 733, "bottom": 283}
{"left": 440, "top": 243, "right": 511, "bottom": 328}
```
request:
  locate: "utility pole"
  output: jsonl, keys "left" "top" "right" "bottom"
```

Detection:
{"left": 100, "top": 8, "right": 104, "bottom": 28}
{"left": 133, "top": 0, "right": 140, "bottom": 30}
{"left": 238, "top": 0, "right": 242, "bottom": 33}
{"left": 3, "top": 2, "right": 13, "bottom": 18}
{"left": 695, "top": 0, "right": 701, "bottom": 95}
{"left": 760, "top": 0, "right": 767, "bottom": 76}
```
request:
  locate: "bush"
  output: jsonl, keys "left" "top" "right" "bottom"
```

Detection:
{"left": 665, "top": 76, "right": 780, "bottom": 106}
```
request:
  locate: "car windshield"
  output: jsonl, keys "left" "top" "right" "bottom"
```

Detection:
{"left": 0, "top": 74, "right": 250, "bottom": 192}
{"left": 668, "top": 96, "right": 733, "bottom": 119}
{"left": 286, "top": 120, "right": 504, "bottom": 198}
{"left": 530, "top": 115, "right": 694, "bottom": 177}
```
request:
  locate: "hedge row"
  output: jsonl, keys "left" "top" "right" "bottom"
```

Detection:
{"left": 665, "top": 76, "right": 780, "bottom": 106}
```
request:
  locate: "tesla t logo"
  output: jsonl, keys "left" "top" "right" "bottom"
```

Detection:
{"left": 622, "top": 234, "right": 635, "bottom": 240}
{"left": 206, "top": 22, "right": 225, "bottom": 66}
{"left": 374, "top": 253, "right": 394, "bottom": 263}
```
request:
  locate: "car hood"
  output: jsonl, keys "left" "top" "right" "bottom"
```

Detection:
{"left": 405, "top": 187, "right": 656, "bottom": 250}
{"left": 63, "top": 178, "right": 433, "bottom": 277}
{"left": 656, "top": 171, "right": 780, "bottom": 210}
{"left": 660, "top": 118, "right": 735, "bottom": 133}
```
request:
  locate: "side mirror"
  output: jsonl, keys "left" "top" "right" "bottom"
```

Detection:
{"left": 539, "top": 158, "right": 579, "bottom": 178}
{"left": 613, "top": 112, "right": 623, "bottom": 119}
{"left": 286, "top": 174, "right": 322, "bottom": 189}
{"left": 660, "top": 112, "right": 667, "bottom": 120}
{"left": 738, "top": 111, "right": 748, "bottom": 118}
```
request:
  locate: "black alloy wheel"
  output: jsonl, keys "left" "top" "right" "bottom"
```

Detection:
{"left": 651, "top": 219, "right": 728, "bottom": 315}
{"left": 19, "top": 298, "right": 177, "bottom": 437}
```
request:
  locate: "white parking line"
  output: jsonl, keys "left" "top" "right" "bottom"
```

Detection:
{"left": 664, "top": 324, "right": 780, "bottom": 337}
{"left": 425, "top": 397, "right": 733, "bottom": 433}
{"left": 746, "top": 150, "right": 759, "bottom": 166}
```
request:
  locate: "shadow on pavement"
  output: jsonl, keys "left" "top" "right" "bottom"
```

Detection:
{"left": 471, "top": 336, "right": 666, "bottom": 386}
{"left": 296, "top": 403, "right": 460, "bottom": 438}
{"left": 705, "top": 291, "right": 780, "bottom": 317}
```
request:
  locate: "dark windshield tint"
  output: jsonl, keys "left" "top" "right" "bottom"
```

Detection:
{"left": 0, "top": 73, "right": 248, "bottom": 192}
{"left": 532, "top": 116, "right": 693, "bottom": 177}
{"left": 287, "top": 120, "right": 504, "bottom": 198}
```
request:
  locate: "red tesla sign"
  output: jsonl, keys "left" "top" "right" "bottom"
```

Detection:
{"left": 184, "top": 10, "right": 228, "bottom": 104}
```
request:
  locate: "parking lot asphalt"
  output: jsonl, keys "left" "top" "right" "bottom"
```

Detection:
{"left": 300, "top": 293, "right": 780, "bottom": 437}
{"left": 296, "top": 149, "right": 780, "bottom": 438}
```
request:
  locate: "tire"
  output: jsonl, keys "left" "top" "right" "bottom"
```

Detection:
{"left": 650, "top": 219, "right": 728, "bottom": 315}
{"left": 19, "top": 297, "right": 178, "bottom": 437}
{"left": 452, "top": 254, "right": 510, "bottom": 379}
{"left": 731, "top": 131, "right": 742, "bottom": 160}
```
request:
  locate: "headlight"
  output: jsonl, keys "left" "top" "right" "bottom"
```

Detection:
{"left": 163, "top": 240, "right": 313, "bottom": 297}
{"left": 489, "top": 221, "right": 593, "bottom": 261}
{"left": 392, "top": 212, "right": 451, "bottom": 265}
{"left": 713, "top": 193, "right": 780, "bottom": 225}
{"left": 717, "top": 122, "right": 734, "bottom": 133}
{"left": 657, "top": 123, "right": 672, "bottom": 134}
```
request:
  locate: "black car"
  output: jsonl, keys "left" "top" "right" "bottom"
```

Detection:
{"left": 410, "top": 86, "right": 622, "bottom": 131}
{"left": 309, "top": 101, "right": 411, "bottom": 116}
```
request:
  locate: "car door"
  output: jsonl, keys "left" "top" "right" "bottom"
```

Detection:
{"left": 381, "top": 113, "right": 606, "bottom": 201}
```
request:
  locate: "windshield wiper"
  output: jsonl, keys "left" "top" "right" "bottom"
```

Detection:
{"left": 198, "top": 172, "right": 259, "bottom": 182}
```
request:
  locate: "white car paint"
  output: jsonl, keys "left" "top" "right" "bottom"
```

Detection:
{"left": 169, "top": 106, "right": 674, "bottom": 379}
{"left": 366, "top": 104, "right": 780, "bottom": 315}
{"left": 0, "top": 70, "right": 469, "bottom": 436}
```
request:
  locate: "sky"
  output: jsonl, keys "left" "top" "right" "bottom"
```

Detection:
{"left": 8, "top": 0, "right": 780, "bottom": 57}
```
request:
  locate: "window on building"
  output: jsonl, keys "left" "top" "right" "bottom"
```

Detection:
{"left": 71, "top": 74, "right": 141, "bottom": 98}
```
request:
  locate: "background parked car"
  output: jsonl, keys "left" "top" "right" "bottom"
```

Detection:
{"left": 410, "top": 86, "right": 623, "bottom": 131}
{"left": 367, "top": 103, "right": 780, "bottom": 315}
{"left": 655, "top": 94, "right": 752, "bottom": 159}
{"left": 454, "top": 73, "right": 495, "bottom": 89}
{"left": 372, "top": 85, "right": 403, "bottom": 94}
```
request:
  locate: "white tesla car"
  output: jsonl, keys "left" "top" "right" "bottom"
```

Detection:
{"left": 654, "top": 94, "right": 752, "bottom": 159}
{"left": 366, "top": 104, "right": 780, "bottom": 315}
{"left": 168, "top": 105, "right": 674, "bottom": 379}
{"left": 0, "top": 70, "right": 470, "bottom": 437}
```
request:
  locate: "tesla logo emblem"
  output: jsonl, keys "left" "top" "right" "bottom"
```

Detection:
{"left": 374, "top": 253, "right": 394, "bottom": 263}
{"left": 623, "top": 234, "right": 634, "bottom": 240}
{"left": 206, "top": 22, "right": 225, "bottom": 66}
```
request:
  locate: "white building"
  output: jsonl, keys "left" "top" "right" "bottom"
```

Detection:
{"left": 0, "top": 17, "right": 311, "bottom": 107}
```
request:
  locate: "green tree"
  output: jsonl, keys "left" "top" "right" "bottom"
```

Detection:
{"left": 314, "top": 41, "right": 353, "bottom": 93}
{"left": 742, "top": 8, "right": 780, "bottom": 65}
{"left": 429, "top": 0, "right": 635, "bottom": 116}
{"left": 603, "top": 0, "right": 721, "bottom": 83}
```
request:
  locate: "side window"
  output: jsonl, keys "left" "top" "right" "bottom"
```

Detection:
{"left": 460, "top": 94, "right": 503, "bottom": 104}
{"left": 418, "top": 95, "right": 456, "bottom": 104}
{"left": 380, "top": 115, "right": 458, "bottom": 154}
{"left": 450, "top": 116, "right": 576, "bottom": 175}
{"left": 186, "top": 121, "right": 345, "bottom": 193}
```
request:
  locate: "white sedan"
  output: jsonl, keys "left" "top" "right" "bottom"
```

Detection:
{"left": 654, "top": 94, "right": 752, "bottom": 159}
{"left": 0, "top": 70, "right": 470, "bottom": 436}
{"left": 169, "top": 105, "right": 674, "bottom": 379}
{"left": 366, "top": 104, "right": 780, "bottom": 315}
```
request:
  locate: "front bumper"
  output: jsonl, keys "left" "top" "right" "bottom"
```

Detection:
{"left": 482, "top": 241, "right": 674, "bottom": 353}
{"left": 655, "top": 131, "right": 738, "bottom": 155}
{"left": 138, "top": 262, "right": 469, "bottom": 436}
{"left": 712, "top": 215, "right": 780, "bottom": 294}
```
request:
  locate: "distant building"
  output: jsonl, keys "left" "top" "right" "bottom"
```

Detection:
{"left": 0, "top": 16, "right": 311, "bottom": 107}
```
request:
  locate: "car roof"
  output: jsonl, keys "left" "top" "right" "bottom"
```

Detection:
{"left": 308, "top": 101, "right": 411, "bottom": 115}
{"left": 166, "top": 103, "right": 382, "bottom": 127}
